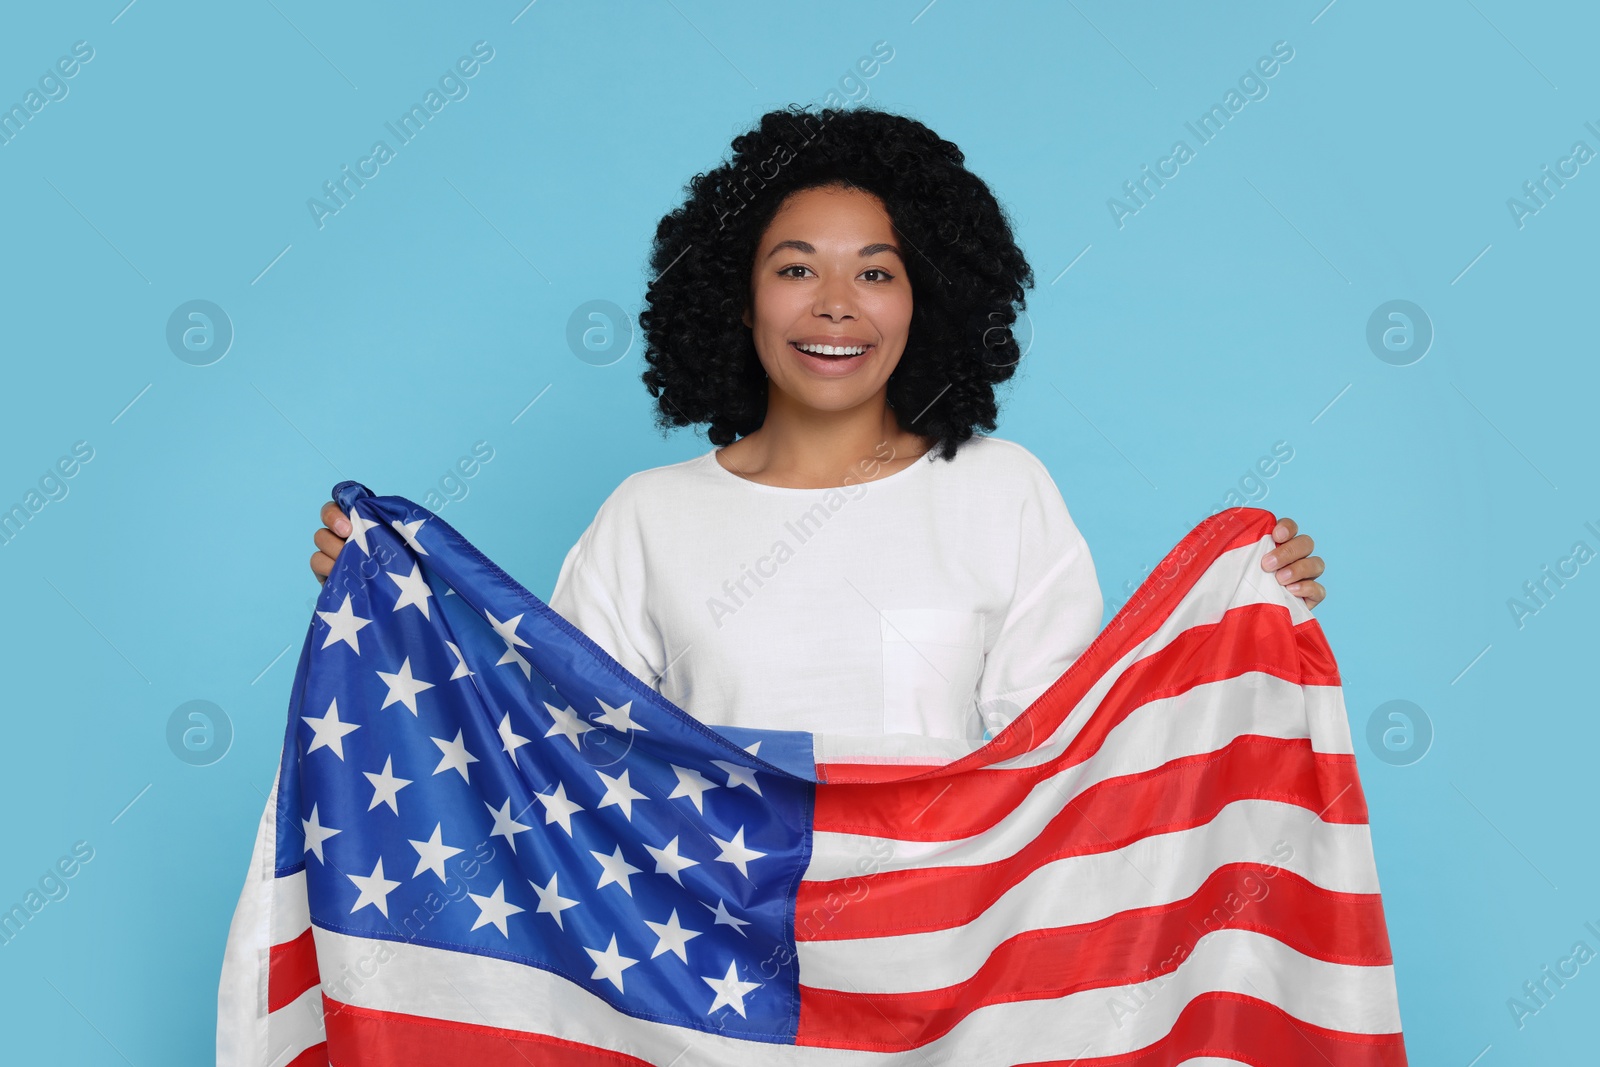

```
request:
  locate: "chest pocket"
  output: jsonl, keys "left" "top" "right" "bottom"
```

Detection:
{"left": 879, "top": 607, "right": 986, "bottom": 739}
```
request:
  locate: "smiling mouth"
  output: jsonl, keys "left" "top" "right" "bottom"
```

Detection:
{"left": 790, "top": 341, "right": 873, "bottom": 360}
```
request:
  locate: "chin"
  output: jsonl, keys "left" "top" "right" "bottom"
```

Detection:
{"left": 782, "top": 382, "right": 884, "bottom": 411}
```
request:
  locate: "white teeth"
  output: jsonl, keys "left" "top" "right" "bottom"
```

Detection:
{"left": 796, "top": 343, "right": 867, "bottom": 356}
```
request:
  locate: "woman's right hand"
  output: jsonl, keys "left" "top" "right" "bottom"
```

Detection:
{"left": 311, "top": 500, "right": 351, "bottom": 584}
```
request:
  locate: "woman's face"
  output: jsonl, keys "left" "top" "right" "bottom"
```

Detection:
{"left": 742, "top": 184, "right": 913, "bottom": 414}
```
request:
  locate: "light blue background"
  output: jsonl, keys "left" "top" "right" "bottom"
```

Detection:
{"left": 1, "top": 1, "right": 1594, "bottom": 1062}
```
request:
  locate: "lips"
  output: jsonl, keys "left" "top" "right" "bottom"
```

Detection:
{"left": 788, "top": 341, "right": 874, "bottom": 376}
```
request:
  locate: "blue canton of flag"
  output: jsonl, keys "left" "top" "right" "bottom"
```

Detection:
{"left": 274, "top": 480, "right": 816, "bottom": 1040}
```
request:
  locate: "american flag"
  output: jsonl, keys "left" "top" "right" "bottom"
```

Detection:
{"left": 218, "top": 480, "right": 1407, "bottom": 1066}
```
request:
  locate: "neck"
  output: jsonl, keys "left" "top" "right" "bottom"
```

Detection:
{"left": 719, "top": 386, "right": 930, "bottom": 489}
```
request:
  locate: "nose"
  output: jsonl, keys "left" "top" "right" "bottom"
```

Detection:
{"left": 812, "top": 271, "right": 858, "bottom": 321}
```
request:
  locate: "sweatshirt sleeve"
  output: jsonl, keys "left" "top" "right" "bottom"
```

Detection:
{"left": 546, "top": 485, "right": 666, "bottom": 691}
{"left": 974, "top": 453, "right": 1104, "bottom": 737}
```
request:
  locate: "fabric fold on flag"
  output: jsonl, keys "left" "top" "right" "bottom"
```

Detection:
{"left": 217, "top": 480, "right": 1407, "bottom": 1066}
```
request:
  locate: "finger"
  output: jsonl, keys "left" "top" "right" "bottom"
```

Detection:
{"left": 310, "top": 551, "right": 333, "bottom": 580}
{"left": 1262, "top": 533, "right": 1314, "bottom": 570}
{"left": 320, "top": 500, "right": 351, "bottom": 538}
{"left": 1273, "top": 556, "right": 1324, "bottom": 585}
{"left": 314, "top": 527, "right": 346, "bottom": 560}
{"left": 1273, "top": 516, "right": 1298, "bottom": 544}
{"left": 1286, "top": 579, "right": 1325, "bottom": 609}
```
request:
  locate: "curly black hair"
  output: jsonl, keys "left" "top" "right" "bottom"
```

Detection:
{"left": 638, "top": 105, "right": 1035, "bottom": 462}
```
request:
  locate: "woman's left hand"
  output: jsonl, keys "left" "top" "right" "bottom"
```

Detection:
{"left": 1261, "top": 516, "right": 1326, "bottom": 610}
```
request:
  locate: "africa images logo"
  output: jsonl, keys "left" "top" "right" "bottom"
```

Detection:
{"left": 306, "top": 42, "right": 496, "bottom": 230}
{"left": 1106, "top": 40, "right": 1295, "bottom": 229}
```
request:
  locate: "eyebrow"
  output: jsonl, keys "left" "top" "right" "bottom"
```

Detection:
{"left": 765, "top": 239, "right": 903, "bottom": 261}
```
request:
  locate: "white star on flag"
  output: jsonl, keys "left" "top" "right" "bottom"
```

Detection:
{"left": 301, "top": 804, "right": 340, "bottom": 862}
{"left": 590, "top": 845, "right": 642, "bottom": 896}
{"left": 497, "top": 648, "right": 531, "bottom": 680}
{"left": 409, "top": 823, "right": 464, "bottom": 882}
{"left": 700, "top": 898, "right": 750, "bottom": 937}
{"left": 377, "top": 656, "right": 434, "bottom": 715}
{"left": 543, "top": 702, "right": 593, "bottom": 749}
{"left": 497, "top": 712, "right": 532, "bottom": 765}
{"left": 668, "top": 765, "right": 719, "bottom": 813}
{"left": 486, "top": 610, "right": 533, "bottom": 680}
{"left": 385, "top": 562, "right": 434, "bottom": 619}
{"left": 468, "top": 881, "right": 524, "bottom": 937}
{"left": 445, "top": 640, "right": 474, "bottom": 680}
{"left": 710, "top": 826, "right": 766, "bottom": 878}
{"left": 302, "top": 698, "right": 359, "bottom": 760}
{"left": 345, "top": 508, "right": 379, "bottom": 555}
{"left": 363, "top": 756, "right": 412, "bottom": 814}
{"left": 486, "top": 610, "right": 531, "bottom": 649}
{"left": 530, "top": 872, "right": 580, "bottom": 929}
{"left": 316, "top": 594, "right": 371, "bottom": 653}
{"left": 431, "top": 729, "right": 479, "bottom": 782}
{"left": 485, "top": 797, "right": 533, "bottom": 853}
{"left": 643, "top": 836, "right": 699, "bottom": 886}
{"left": 390, "top": 517, "right": 429, "bottom": 555}
{"left": 535, "top": 782, "right": 584, "bottom": 836}
{"left": 710, "top": 755, "right": 762, "bottom": 796}
{"left": 702, "top": 959, "right": 761, "bottom": 1017}
{"left": 595, "top": 768, "right": 647, "bottom": 822}
{"left": 595, "top": 698, "right": 647, "bottom": 733}
{"left": 644, "top": 908, "right": 702, "bottom": 963}
{"left": 584, "top": 934, "right": 638, "bottom": 993}
{"left": 348, "top": 858, "right": 401, "bottom": 918}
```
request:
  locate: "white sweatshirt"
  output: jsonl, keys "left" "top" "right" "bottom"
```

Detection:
{"left": 546, "top": 434, "right": 1103, "bottom": 740}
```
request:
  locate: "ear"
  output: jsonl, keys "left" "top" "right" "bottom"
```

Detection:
{"left": 741, "top": 305, "right": 752, "bottom": 329}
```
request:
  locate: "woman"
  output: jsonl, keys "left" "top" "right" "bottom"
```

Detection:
{"left": 308, "top": 105, "right": 1326, "bottom": 741}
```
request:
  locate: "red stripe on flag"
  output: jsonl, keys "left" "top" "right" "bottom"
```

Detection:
{"left": 816, "top": 761, "right": 948, "bottom": 784}
{"left": 321, "top": 994, "right": 656, "bottom": 1066}
{"left": 802, "top": 983, "right": 1402, "bottom": 1063}
{"left": 796, "top": 863, "right": 1389, "bottom": 1050}
{"left": 1016, "top": 991, "right": 1407, "bottom": 1066}
{"left": 285, "top": 1043, "right": 328, "bottom": 1067}
{"left": 800, "top": 737, "right": 1365, "bottom": 940}
{"left": 816, "top": 606, "right": 1341, "bottom": 833}
{"left": 269, "top": 926, "right": 320, "bottom": 1013}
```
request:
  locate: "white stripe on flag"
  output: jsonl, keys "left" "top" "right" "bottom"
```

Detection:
{"left": 310, "top": 924, "right": 1398, "bottom": 1063}
{"left": 267, "top": 984, "right": 325, "bottom": 1067}
{"left": 797, "top": 800, "right": 1378, "bottom": 992}
{"left": 271, "top": 870, "right": 309, "bottom": 946}
{"left": 219, "top": 772, "right": 324, "bottom": 1067}
{"left": 805, "top": 766, "right": 1375, "bottom": 880}
{"left": 806, "top": 672, "right": 1349, "bottom": 876}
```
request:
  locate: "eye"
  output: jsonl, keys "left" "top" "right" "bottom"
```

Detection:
{"left": 776, "top": 264, "right": 812, "bottom": 279}
{"left": 861, "top": 267, "right": 895, "bottom": 282}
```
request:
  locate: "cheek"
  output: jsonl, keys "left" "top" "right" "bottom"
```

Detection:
{"left": 868, "top": 289, "right": 914, "bottom": 345}
{"left": 749, "top": 281, "right": 804, "bottom": 335}
{"left": 754, "top": 299, "right": 825, "bottom": 371}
